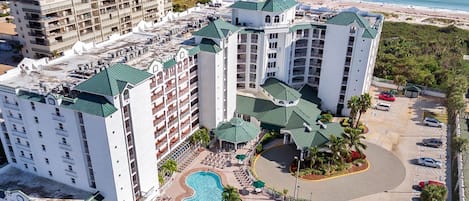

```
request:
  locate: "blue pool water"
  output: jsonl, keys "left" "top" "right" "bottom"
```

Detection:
{"left": 183, "top": 171, "right": 223, "bottom": 201}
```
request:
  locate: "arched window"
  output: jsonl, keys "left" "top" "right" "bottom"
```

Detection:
{"left": 265, "top": 15, "right": 271, "bottom": 23}
{"left": 274, "top": 15, "right": 280, "bottom": 23}
{"left": 123, "top": 89, "right": 130, "bottom": 100}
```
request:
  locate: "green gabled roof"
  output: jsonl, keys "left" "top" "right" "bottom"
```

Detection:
{"left": 288, "top": 122, "right": 344, "bottom": 150}
{"left": 163, "top": 59, "right": 177, "bottom": 69}
{"left": 231, "top": 0, "right": 297, "bottom": 12}
{"left": 193, "top": 19, "right": 240, "bottom": 39}
{"left": 235, "top": 95, "right": 321, "bottom": 129}
{"left": 326, "top": 11, "right": 378, "bottom": 39}
{"left": 61, "top": 93, "right": 117, "bottom": 117}
{"left": 213, "top": 118, "right": 260, "bottom": 143}
{"left": 299, "top": 84, "right": 321, "bottom": 106}
{"left": 74, "top": 63, "right": 152, "bottom": 96}
{"left": 261, "top": 78, "right": 301, "bottom": 102}
{"left": 187, "top": 46, "right": 200, "bottom": 56}
{"left": 198, "top": 38, "right": 222, "bottom": 53}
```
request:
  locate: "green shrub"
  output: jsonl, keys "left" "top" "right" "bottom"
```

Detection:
{"left": 352, "top": 159, "right": 366, "bottom": 166}
{"left": 256, "top": 144, "right": 263, "bottom": 154}
{"left": 320, "top": 113, "right": 333, "bottom": 123}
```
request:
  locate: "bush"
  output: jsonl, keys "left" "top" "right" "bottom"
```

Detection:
{"left": 340, "top": 118, "right": 351, "bottom": 127}
{"left": 344, "top": 127, "right": 353, "bottom": 134}
{"left": 352, "top": 159, "right": 366, "bottom": 166}
{"left": 320, "top": 113, "right": 333, "bottom": 123}
{"left": 256, "top": 144, "right": 263, "bottom": 154}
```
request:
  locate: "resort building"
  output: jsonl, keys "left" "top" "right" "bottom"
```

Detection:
{"left": 10, "top": 0, "right": 170, "bottom": 58}
{"left": 0, "top": 0, "right": 383, "bottom": 200}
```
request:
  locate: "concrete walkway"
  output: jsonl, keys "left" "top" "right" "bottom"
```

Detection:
{"left": 253, "top": 142, "right": 406, "bottom": 201}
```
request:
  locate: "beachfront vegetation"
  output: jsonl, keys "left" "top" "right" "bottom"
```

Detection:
{"left": 172, "top": 0, "right": 211, "bottom": 12}
{"left": 375, "top": 22, "right": 469, "bottom": 90}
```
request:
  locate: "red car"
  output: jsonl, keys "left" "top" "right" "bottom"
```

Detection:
{"left": 378, "top": 92, "right": 396, "bottom": 102}
{"left": 418, "top": 180, "right": 444, "bottom": 190}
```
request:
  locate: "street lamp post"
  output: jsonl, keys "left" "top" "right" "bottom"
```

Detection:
{"left": 294, "top": 151, "right": 304, "bottom": 200}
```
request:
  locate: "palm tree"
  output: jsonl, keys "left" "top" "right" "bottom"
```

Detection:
{"left": 308, "top": 146, "right": 320, "bottom": 168}
{"left": 393, "top": 75, "right": 407, "bottom": 91}
{"left": 161, "top": 159, "right": 177, "bottom": 176}
{"left": 355, "top": 93, "right": 372, "bottom": 128}
{"left": 190, "top": 128, "right": 210, "bottom": 148}
{"left": 326, "top": 135, "right": 347, "bottom": 166}
{"left": 347, "top": 96, "right": 360, "bottom": 127}
{"left": 222, "top": 185, "right": 241, "bottom": 201}
{"left": 343, "top": 129, "right": 368, "bottom": 155}
{"left": 420, "top": 184, "right": 447, "bottom": 201}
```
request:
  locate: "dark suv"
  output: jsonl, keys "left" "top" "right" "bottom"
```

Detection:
{"left": 422, "top": 138, "right": 443, "bottom": 148}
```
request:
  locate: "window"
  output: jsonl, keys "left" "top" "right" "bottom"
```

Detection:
{"left": 265, "top": 15, "right": 271, "bottom": 23}
{"left": 65, "top": 151, "right": 70, "bottom": 158}
{"left": 45, "top": 158, "right": 49, "bottom": 164}
{"left": 18, "top": 114, "right": 22, "bottom": 120}
{"left": 12, "top": 124, "right": 17, "bottom": 131}
{"left": 68, "top": 165, "right": 73, "bottom": 171}
{"left": 12, "top": 158, "right": 16, "bottom": 163}
{"left": 269, "top": 42, "right": 277, "bottom": 49}
{"left": 24, "top": 164, "right": 28, "bottom": 169}
{"left": 20, "top": 151, "right": 24, "bottom": 156}
{"left": 58, "top": 123, "right": 64, "bottom": 130}
{"left": 16, "top": 138, "right": 20, "bottom": 144}
{"left": 29, "top": 153, "right": 33, "bottom": 159}
{"left": 274, "top": 15, "right": 280, "bottom": 23}
{"left": 62, "top": 137, "right": 67, "bottom": 145}
{"left": 71, "top": 178, "right": 76, "bottom": 184}
{"left": 38, "top": 131, "right": 42, "bottom": 138}
{"left": 267, "top": 62, "right": 276, "bottom": 68}
{"left": 249, "top": 83, "right": 256, "bottom": 88}
{"left": 30, "top": 102, "right": 35, "bottom": 110}
{"left": 268, "top": 53, "right": 277, "bottom": 59}
{"left": 267, "top": 72, "right": 276, "bottom": 77}
{"left": 123, "top": 90, "right": 130, "bottom": 100}
{"left": 55, "top": 108, "right": 61, "bottom": 116}
{"left": 48, "top": 171, "right": 53, "bottom": 176}
{"left": 34, "top": 116, "right": 39, "bottom": 123}
{"left": 22, "top": 127, "right": 26, "bottom": 133}
{"left": 33, "top": 167, "right": 37, "bottom": 172}
{"left": 26, "top": 141, "right": 30, "bottom": 147}
{"left": 269, "top": 33, "right": 278, "bottom": 39}
{"left": 41, "top": 144, "right": 46, "bottom": 151}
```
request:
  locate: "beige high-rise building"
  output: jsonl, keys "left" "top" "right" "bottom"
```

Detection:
{"left": 11, "top": 0, "right": 171, "bottom": 59}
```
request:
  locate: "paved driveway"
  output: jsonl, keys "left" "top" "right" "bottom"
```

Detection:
{"left": 253, "top": 142, "right": 405, "bottom": 201}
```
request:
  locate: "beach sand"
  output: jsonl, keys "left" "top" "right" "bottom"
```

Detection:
{"left": 299, "top": 0, "right": 469, "bottom": 30}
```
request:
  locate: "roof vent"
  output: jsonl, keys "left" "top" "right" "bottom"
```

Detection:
{"left": 303, "top": 122, "right": 311, "bottom": 132}
{"left": 317, "top": 120, "right": 327, "bottom": 129}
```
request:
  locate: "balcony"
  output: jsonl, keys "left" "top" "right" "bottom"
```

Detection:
{"left": 190, "top": 71, "right": 197, "bottom": 78}
{"left": 151, "top": 92, "right": 163, "bottom": 102}
{"left": 165, "top": 83, "right": 175, "bottom": 92}
{"left": 179, "top": 87, "right": 189, "bottom": 95}
{"left": 52, "top": 114, "right": 66, "bottom": 122}
{"left": 344, "top": 62, "right": 351, "bottom": 67}
{"left": 166, "top": 95, "right": 177, "bottom": 104}
{"left": 62, "top": 156, "right": 74, "bottom": 164}
{"left": 59, "top": 142, "right": 72, "bottom": 151}
{"left": 168, "top": 117, "right": 178, "bottom": 127}
{"left": 3, "top": 101, "right": 19, "bottom": 110}
{"left": 150, "top": 80, "right": 157, "bottom": 88}
{"left": 179, "top": 75, "right": 188, "bottom": 83}
{"left": 168, "top": 105, "right": 177, "bottom": 115}
{"left": 152, "top": 103, "right": 165, "bottom": 115}
{"left": 191, "top": 103, "right": 198, "bottom": 111}
{"left": 7, "top": 115, "right": 23, "bottom": 124}
{"left": 153, "top": 115, "right": 165, "bottom": 126}
{"left": 10, "top": 130, "right": 27, "bottom": 137}
{"left": 180, "top": 109, "right": 190, "bottom": 119}
{"left": 155, "top": 127, "right": 166, "bottom": 137}
{"left": 55, "top": 128, "right": 68, "bottom": 137}
{"left": 179, "top": 98, "right": 189, "bottom": 106}
{"left": 15, "top": 143, "right": 31, "bottom": 150}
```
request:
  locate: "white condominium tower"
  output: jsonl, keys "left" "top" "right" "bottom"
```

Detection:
{"left": 231, "top": 0, "right": 383, "bottom": 115}
{"left": 0, "top": 0, "right": 383, "bottom": 200}
{"left": 10, "top": 0, "right": 169, "bottom": 58}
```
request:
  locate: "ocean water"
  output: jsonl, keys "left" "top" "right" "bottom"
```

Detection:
{"left": 360, "top": 0, "right": 469, "bottom": 12}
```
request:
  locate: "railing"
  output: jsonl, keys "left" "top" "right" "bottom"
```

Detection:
{"left": 62, "top": 156, "right": 74, "bottom": 164}
{"left": 56, "top": 128, "right": 68, "bottom": 136}
{"left": 52, "top": 114, "right": 66, "bottom": 122}
{"left": 3, "top": 102, "right": 19, "bottom": 110}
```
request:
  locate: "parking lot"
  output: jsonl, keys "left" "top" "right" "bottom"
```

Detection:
{"left": 354, "top": 86, "right": 449, "bottom": 201}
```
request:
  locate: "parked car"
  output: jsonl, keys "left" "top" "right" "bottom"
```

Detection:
{"left": 378, "top": 92, "right": 396, "bottom": 102}
{"left": 417, "top": 157, "right": 442, "bottom": 168}
{"left": 422, "top": 138, "right": 443, "bottom": 148}
{"left": 418, "top": 180, "right": 445, "bottom": 190}
{"left": 374, "top": 102, "right": 391, "bottom": 111}
{"left": 423, "top": 117, "right": 443, "bottom": 128}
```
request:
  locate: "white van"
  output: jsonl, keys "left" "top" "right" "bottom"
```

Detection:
{"left": 374, "top": 102, "right": 391, "bottom": 111}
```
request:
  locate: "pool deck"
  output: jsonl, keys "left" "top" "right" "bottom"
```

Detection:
{"left": 163, "top": 148, "right": 271, "bottom": 200}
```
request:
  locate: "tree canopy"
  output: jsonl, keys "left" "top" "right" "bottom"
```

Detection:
{"left": 375, "top": 22, "right": 469, "bottom": 89}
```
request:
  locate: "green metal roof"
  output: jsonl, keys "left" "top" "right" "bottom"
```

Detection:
{"left": 261, "top": 78, "right": 301, "bottom": 102}
{"left": 230, "top": 0, "right": 297, "bottom": 12}
{"left": 18, "top": 91, "right": 45, "bottom": 103}
{"left": 236, "top": 95, "right": 321, "bottom": 129}
{"left": 326, "top": 11, "right": 378, "bottom": 39}
{"left": 193, "top": 19, "right": 240, "bottom": 39}
{"left": 198, "top": 38, "right": 222, "bottom": 53}
{"left": 74, "top": 63, "right": 152, "bottom": 96}
{"left": 187, "top": 46, "right": 200, "bottom": 56}
{"left": 163, "top": 59, "right": 177, "bottom": 69}
{"left": 299, "top": 84, "right": 321, "bottom": 106}
{"left": 61, "top": 93, "right": 117, "bottom": 117}
{"left": 288, "top": 122, "right": 344, "bottom": 150}
{"left": 213, "top": 118, "right": 260, "bottom": 144}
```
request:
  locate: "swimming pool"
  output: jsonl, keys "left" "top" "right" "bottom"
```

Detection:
{"left": 183, "top": 171, "right": 223, "bottom": 201}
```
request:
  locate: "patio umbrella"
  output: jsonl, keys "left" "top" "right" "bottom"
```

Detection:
{"left": 235, "top": 154, "right": 247, "bottom": 161}
{"left": 252, "top": 180, "right": 265, "bottom": 188}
